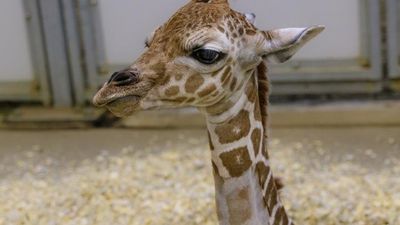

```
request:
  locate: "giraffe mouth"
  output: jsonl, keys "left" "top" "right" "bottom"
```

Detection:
{"left": 93, "top": 77, "right": 155, "bottom": 109}
{"left": 104, "top": 95, "right": 142, "bottom": 117}
{"left": 94, "top": 94, "right": 141, "bottom": 107}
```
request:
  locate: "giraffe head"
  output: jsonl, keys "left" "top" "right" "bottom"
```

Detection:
{"left": 93, "top": 0, "right": 324, "bottom": 117}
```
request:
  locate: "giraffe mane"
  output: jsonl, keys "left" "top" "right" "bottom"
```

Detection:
{"left": 256, "top": 61, "right": 269, "bottom": 141}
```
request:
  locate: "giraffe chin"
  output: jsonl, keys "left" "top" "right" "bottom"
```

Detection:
{"left": 105, "top": 96, "right": 141, "bottom": 117}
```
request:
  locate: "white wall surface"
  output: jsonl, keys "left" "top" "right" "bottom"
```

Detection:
{"left": 98, "top": 0, "right": 187, "bottom": 65}
{"left": 398, "top": 1, "right": 400, "bottom": 57}
{"left": 230, "top": 0, "right": 360, "bottom": 60}
{"left": 0, "top": 0, "right": 34, "bottom": 81}
{"left": 99, "top": 0, "right": 361, "bottom": 65}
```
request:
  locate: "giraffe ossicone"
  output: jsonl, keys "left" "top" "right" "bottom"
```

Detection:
{"left": 244, "top": 13, "right": 256, "bottom": 24}
{"left": 93, "top": 1, "right": 323, "bottom": 224}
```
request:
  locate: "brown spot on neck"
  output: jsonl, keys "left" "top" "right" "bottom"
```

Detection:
{"left": 268, "top": 187, "right": 278, "bottom": 214}
{"left": 254, "top": 99, "right": 262, "bottom": 122}
{"left": 256, "top": 162, "right": 270, "bottom": 189}
{"left": 205, "top": 99, "right": 235, "bottom": 116}
{"left": 262, "top": 143, "right": 270, "bottom": 159}
{"left": 226, "top": 186, "right": 252, "bottom": 224}
{"left": 251, "top": 128, "right": 262, "bottom": 156}
{"left": 219, "top": 146, "right": 251, "bottom": 177}
{"left": 245, "top": 80, "right": 257, "bottom": 103}
{"left": 273, "top": 207, "right": 284, "bottom": 225}
{"left": 214, "top": 110, "right": 250, "bottom": 144}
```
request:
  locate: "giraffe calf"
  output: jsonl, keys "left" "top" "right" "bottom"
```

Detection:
{"left": 94, "top": 0, "right": 323, "bottom": 224}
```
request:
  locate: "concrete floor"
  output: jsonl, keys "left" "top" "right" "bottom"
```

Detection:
{"left": 0, "top": 127, "right": 399, "bottom": 178}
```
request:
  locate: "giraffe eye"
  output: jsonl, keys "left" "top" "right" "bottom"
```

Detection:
{"left": 192, "top": 49, "right": 224, "bottom": 64}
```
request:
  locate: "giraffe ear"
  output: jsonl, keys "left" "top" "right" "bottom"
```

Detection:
{"left": 261, "top": 25, "right": 324, "bottom": 63}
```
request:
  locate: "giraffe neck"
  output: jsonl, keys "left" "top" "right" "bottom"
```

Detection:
{"left": 203, "top": 68, "right": 293, "bottom": 225}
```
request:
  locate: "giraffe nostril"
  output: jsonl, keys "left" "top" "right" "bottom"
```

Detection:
{"left": 108, "top": 70, "right": 138, "bottom": 86}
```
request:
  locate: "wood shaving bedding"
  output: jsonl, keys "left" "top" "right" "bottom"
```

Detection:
{"left": 0, "top": 139, "right": 399, "bottom": 225}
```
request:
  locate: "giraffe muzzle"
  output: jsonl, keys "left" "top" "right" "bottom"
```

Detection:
{"left": 92, "top": 67, "right": 145, "bottom": 107}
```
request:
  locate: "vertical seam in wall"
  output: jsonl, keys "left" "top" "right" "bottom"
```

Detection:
{"left": 58, "top": 0, "right": 76, "bottom": 105}
{"left": 36, "top": 0, "right": 53, "bottom": 105}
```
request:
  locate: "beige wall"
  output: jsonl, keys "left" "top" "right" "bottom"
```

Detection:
{"left": 230, "top": 0, "right": 360, "bottom": 60}
{"left": 0, "top": 0, "right": 33, "bottom": 82}
{"left": 98, "top": 0, "right": 360, "bottom": 65}
{"left": 0, "top": 0, "right": 362, "bottom": 82}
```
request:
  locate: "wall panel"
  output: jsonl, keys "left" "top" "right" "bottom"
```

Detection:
{"left": 83, "top": 0, "right": 383, "bottom": 96}
{"left": 0, "top": 0, "right": 33, "bottom": 81}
